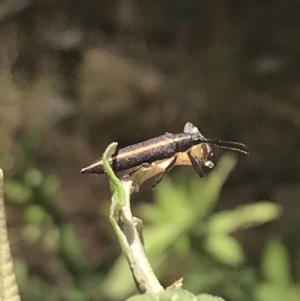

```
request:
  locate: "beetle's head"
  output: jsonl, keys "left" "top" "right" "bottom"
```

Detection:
{"left": 189, "top": 133, "right": 215, "bottom": 169}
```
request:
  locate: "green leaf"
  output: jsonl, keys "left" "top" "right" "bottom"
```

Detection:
{"left": 255, "top": 282, "right": 300, "bottom": 301}
{"left": 24, "top": 205, "right": 47, "bottom": 223}
{"left": 101, "top": 256, "right": 137, "bottom": 299}
{"left": 157, "top": 180, "right": 197, "bottom": 227}
{"left": 197, "top": 293, "right": 226, "bottom": 301}
{"left": 204, "top": 234, "right": 244, "bottom": 265}
{"left": 262, "top": 237, "right": 291, "bottom": 286}
{"left": 207, "top": 202, "right": 281, "bottom": 234}
{"left": 102, "top": 142, "right": 125, "bottom": 206}
{"left": 24, "top": 168, "right": 44, "bottom": 187}
{"left": 42, "top": 174, "right": 61, "bottom": 198}
{"left": 4, "top": 180, "right": 32, "bottom": 203}
{"left": 154, "top": 178, "right": 189, "bottom": 221}
{"left": 143, "top": 223, "right": 184, "bottom": 254}
{"left": 126, "top": 294, "right": 157, "bottom": 301}
{"left": 65, "top": 288, "right": 89, "bottom": 301}
{"left": 188, "top": 154, "right": 237, "bottom": 219}
{"left": 60, "top": 224, "right": 86, "bottom": 270}
{"left": 14, "top": 257, "right": 29, "bottom": 289}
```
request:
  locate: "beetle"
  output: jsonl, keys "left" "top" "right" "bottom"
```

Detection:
{"left": 81, "top": 122, "right": 248, "bottom": 188}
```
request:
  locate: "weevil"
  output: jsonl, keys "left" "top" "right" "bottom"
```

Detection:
{"left": 81, "top": 122, "right": 248, "bottom": 189}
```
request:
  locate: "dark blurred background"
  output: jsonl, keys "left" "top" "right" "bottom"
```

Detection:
{"left": 1, "top": 0, "right": 300, "bottom": 300}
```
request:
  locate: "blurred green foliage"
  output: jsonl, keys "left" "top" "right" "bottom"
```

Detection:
{"left": 254, "top": 238, "right": 300, "bottom": 301}
{"left": 3, "top": 146, "right": 299, "bottom": 301}
{"left": 2, "top": 129, "right": 91, "bottom": 300}
{"left": 102, "top": 155, "right": 281, "bottom": 301}
{"left": 1, "top": 130, "right": 298, "bottom": 301}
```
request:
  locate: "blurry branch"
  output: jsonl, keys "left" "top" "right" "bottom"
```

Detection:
{"left": 0, "top": 169, "right": 21, "bottom": 301}
{"left": 102, "top": 143, "right": 164, "bottom": 294}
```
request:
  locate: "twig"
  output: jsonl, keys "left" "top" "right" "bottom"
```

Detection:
{"left": 0, "top": 168, "right": 21, "bottom": 301}
{"left": 103, "top": 143, "right": 164, "bottom": 294}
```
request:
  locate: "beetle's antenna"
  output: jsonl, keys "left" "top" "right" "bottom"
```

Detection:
{"left": 201, "top": 139, "right": 249, "bottom": 155}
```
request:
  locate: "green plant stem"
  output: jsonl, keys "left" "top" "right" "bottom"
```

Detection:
{"left": 103, "top": 143, "right": 164, "bottom": 294}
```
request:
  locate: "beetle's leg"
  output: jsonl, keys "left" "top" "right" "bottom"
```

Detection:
{"left": 151, "top": 156, "right": 177, "bottom": 190}
{"left": 187, "top": 151, "right": 203, "bottom": 177}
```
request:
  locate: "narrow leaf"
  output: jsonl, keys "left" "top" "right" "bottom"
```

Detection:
{"left": 204, "top": 234, "right": 244, "bottom": 265}
{"left": 262, "top": 238, "right": 291, "bottom": 286}
{"left": 207, "top": 202, "right": 281, "bottom": 234}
